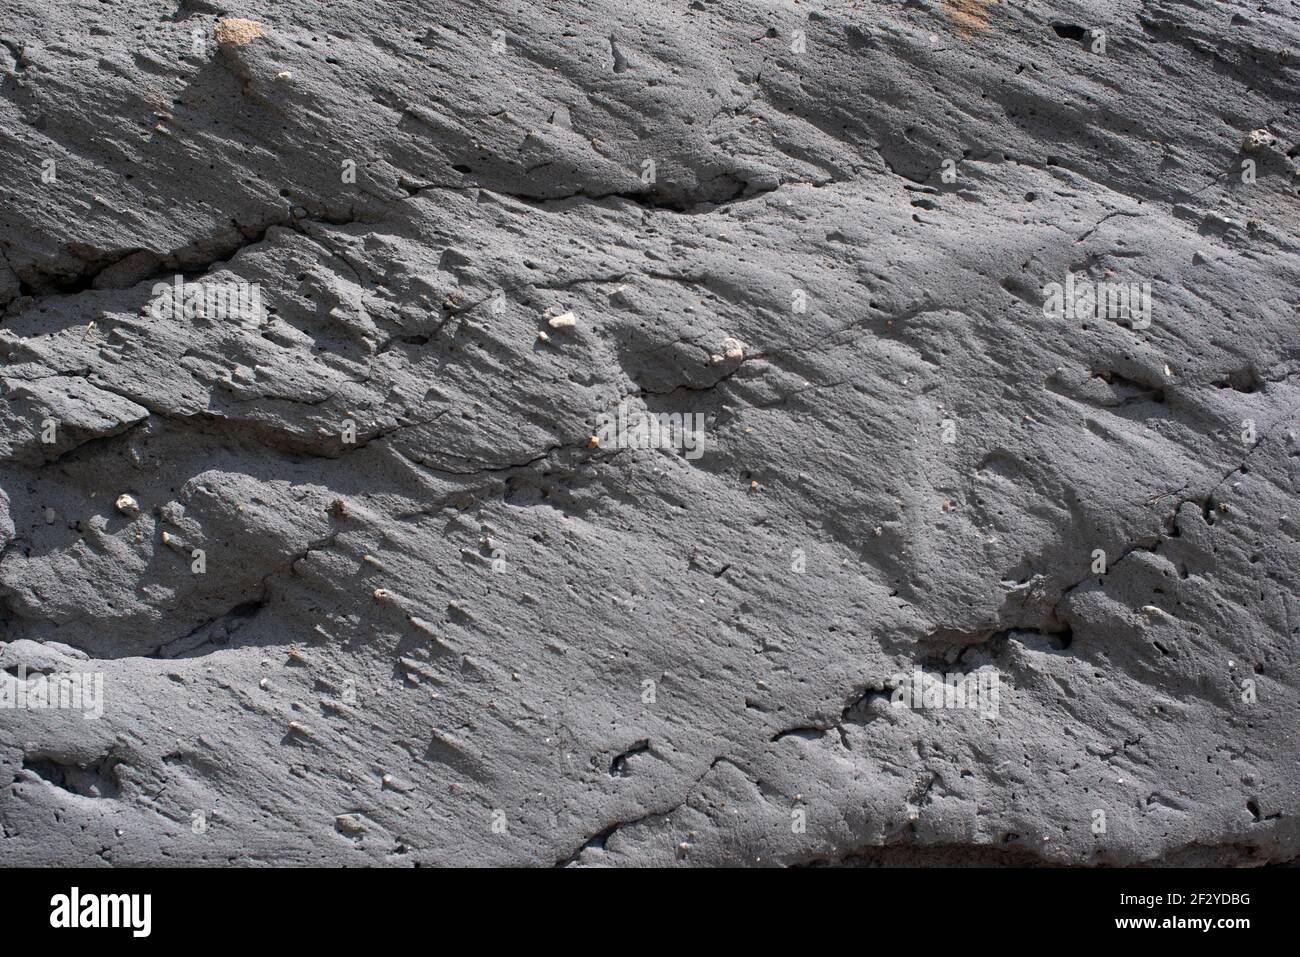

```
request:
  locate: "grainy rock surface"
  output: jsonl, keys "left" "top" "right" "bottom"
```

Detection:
{"left": 0, "top": 0, "right": 1297, "bottom": 866}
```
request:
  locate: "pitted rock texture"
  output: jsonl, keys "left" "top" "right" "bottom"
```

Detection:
{"left": 0, "top": 0, "right": 1297, "bottom": 866}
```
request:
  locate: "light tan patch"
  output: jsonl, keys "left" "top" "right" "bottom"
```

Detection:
{"left": 214, "top": 18, "right": 263, "bottom": 46}
{"left": 943, "top": 0, "right": 996, "bottom": 38}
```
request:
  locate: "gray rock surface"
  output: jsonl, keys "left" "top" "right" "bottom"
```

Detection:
{"left": 0, "top": 0, "right": 1297, "bottom": 866}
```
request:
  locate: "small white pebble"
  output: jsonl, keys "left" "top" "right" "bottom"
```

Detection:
{"left": 1243, "top": 128, "right": 1274, "bottom": 152}
{"left": 548, "top": 311, "right": 577, "bottom": 330}
{"left": 115, "top": 494, "right": 139, "bottom": 515}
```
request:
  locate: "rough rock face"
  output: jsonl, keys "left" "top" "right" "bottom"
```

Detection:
{"left": 0, "top": 0, "right": 1296, "bottom": 867}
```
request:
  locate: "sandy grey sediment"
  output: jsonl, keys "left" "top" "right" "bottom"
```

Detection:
{"left": 0, "top": 0, "right": 1297, "bottom": 866}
